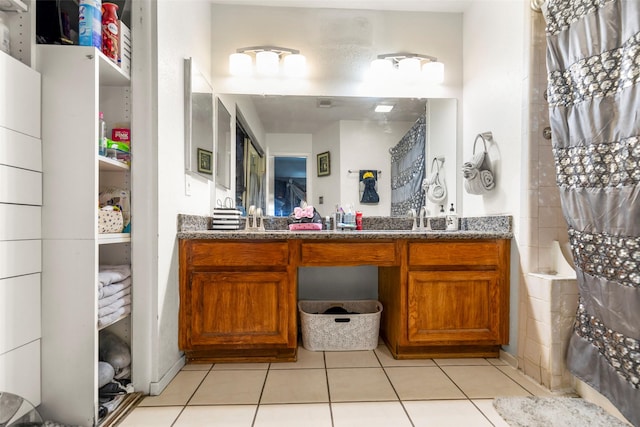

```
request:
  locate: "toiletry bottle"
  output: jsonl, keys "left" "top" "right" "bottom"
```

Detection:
{"left": 101, "top": 2, "right": 119, "bottom": 63}
{"left": 99, "top": 112, "right": 107, "bottom": 156}
{"left": 356, "top": 211, "right": 363, "bottom": 230}
{"left": 446, "top": 203, "right": 458, "bottom": 231}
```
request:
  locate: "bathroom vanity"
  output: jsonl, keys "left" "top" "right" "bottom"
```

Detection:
{"left": 178, "top": 218, "right": 512, "bottom": 363}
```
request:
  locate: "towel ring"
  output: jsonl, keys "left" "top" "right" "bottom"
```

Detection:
{"left": 473, "top": 132, "right": 492, "bottom": 154}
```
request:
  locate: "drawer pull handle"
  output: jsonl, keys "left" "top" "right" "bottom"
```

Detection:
{"left": 334, "top": 318, "right": 351, "bottom": 323}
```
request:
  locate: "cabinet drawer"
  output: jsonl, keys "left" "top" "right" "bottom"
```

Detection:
{"left": 188, "top": 241, "right": 289, "bottom": 267}
{"left": 409, "top": 241, "right": 500, "bottom": 267}
{"left": 300, "top": 242, "right": 397, "bottom": 266}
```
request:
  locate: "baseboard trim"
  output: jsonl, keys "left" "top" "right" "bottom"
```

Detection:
{"left": 149, "top": 355, "right": 185, "bottom": 396}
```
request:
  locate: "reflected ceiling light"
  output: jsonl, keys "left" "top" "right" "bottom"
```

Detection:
{"left": 229, "top": 46, "right": 307, "bottom": 77}
{"left": 370, "top": 53, "right": 444, "bottom": 84}
{"left": 375, "top": 104, "right": 394, "bottom": 113}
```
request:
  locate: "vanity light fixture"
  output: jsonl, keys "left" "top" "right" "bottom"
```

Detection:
{"left": 371, "top": 53, "right": 444, "bottom": 84}
{"left": 229, "top": 46, "right": 307, "bottom": 77}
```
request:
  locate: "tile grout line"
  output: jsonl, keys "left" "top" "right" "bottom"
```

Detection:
{"left": 324, "top": 351, "right": 336, "bottom": 427}
{"left": 375, "top": 349, "right": 417, "bottom": 427}
{"left": 169, "top": 364, "right": 213, "bottom": 427}
{"left": 251, "top": 362, "right": 272, "bottom": 427}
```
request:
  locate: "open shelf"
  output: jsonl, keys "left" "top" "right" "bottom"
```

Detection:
{"left": 0, "top": 0, "right": 28, "bottom": 12}
{"left": 99, "top": 156, "right": 130, "bottom": 171}
{"left": 98, "top": 233, "right": 131, "bottom": 244}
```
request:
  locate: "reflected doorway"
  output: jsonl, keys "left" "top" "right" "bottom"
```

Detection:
{"left": 273, "top": 157, "right": 307, "bottom": 217}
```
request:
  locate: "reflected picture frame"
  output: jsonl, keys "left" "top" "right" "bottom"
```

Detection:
{"left": 197, "top": 148, "right": 213, "bottom": 174}
{"left": 317, "top": 151, "right": 330, "bottom": 177}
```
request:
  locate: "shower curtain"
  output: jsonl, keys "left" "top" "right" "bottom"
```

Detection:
{"left": 545, "top": 1, "right": 640, "bottom": 424}
{"left": 390, "top": 115, "right": 426, "bottom": 216}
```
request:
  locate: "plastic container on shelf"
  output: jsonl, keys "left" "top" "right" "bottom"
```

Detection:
{"left": 99, "top": 112, "right": 107, "bottom": 156}
{"left": 101, "top": 2, "right": 119, "bottom": 63}
{"left": 78, "top": 0, "right": 102, "bottom": 48}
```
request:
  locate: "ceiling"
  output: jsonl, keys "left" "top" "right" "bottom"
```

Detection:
{"left": 234, "top": 94, "right": 426, "bottom": 134}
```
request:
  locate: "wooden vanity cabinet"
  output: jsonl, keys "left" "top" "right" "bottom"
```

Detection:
{"left": 380, "top": 239, "right": 510, "bottom": 359}
{"left": 179, "top": 240, "right": 297, "bottom": 362}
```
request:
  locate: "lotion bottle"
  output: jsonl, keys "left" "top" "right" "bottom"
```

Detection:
{"left": 446, "top": 203, "right": 458, "bottom": 231}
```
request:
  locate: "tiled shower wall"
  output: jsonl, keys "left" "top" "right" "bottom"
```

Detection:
{"left": 516, "top": 7, "right": 578, "bottom": 391}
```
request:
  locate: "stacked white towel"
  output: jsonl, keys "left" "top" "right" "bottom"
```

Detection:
{"left": 98, "top": 265, "right": 132, "bottom": 328}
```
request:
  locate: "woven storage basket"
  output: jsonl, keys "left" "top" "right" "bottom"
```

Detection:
{"left": 298, "top": 300, "right": 382, "bottom": 351}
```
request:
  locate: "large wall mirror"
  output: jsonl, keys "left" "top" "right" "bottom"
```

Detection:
{"left": 184, "top": 58, "right": 214, "bottom": 180}
{"left": 222, "top": 94, "right": 457, "bottom": 217}
{"left": 215, "top": 98, "right": 231, "bottom": 189}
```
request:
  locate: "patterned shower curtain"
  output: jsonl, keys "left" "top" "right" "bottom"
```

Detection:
{"left": 545, "top": 1, "right": 640, "bottom": 424}
{"left": 390, "top": 115, "right": 426, "bottom": 216}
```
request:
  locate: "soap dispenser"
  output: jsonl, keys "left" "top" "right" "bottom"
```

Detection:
{"left": 446, "top": 203, "right": 458, "bottom": 231}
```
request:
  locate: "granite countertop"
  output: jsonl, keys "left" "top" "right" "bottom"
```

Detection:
{"left": 177, "top": 214, "right": 513, "bottom": 240}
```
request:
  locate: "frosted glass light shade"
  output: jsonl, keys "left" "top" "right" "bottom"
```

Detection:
{"left": 398, "top": 57, "right": 421, "bottom": 81}
{"left": 283, "top": 54, "right": 307, "bottom": 77}
{"left": 256, "top": 51, "right": 279, "bottom": 76}
{"left": 229, "top": 52, "right": 252, "bottom": 76}
{"left": 370, "top": 58, "right": 393, "bottom": 78}
{"left": 423, "top": 61, "right": 445, "bottom": 84}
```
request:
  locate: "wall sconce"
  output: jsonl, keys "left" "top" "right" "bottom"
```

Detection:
{"left": 370, "top": 53, "right": 444, "bottom": 84}
{"left": 229, "top": 46, "right": 307, "bottom": 77}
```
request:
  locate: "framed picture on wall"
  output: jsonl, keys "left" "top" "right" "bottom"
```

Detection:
{"left": 197, "top": 148, "right": 213, "bottom": 175}
{"left": 317, "top": 151, "right": 330, "bottom": 177}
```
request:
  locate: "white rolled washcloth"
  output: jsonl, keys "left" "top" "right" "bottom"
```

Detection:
{"left": 462, "top": 140, "right": 495, "bottom": 194}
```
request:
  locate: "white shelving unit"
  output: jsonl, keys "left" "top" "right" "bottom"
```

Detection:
{"left": 37, "top": 45, "right": 136, "bottom": 426}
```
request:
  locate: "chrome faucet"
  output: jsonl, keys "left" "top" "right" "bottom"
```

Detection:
{"left": 419, "top": 207, "right": 432, "bottom": 231}
{"left": 408, "top": 208, "right": 417, "bottom": 231}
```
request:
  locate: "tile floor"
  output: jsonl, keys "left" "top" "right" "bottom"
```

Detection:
{"left": 118, "top": 343, "right": 555, "bottom": 427}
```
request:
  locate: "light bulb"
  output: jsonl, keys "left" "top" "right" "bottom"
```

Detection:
{"left": 229, "top": 52, "right": 252, "bottom": 76}
{"left": 283, "top": 53, "right": 307, "bottom": 77}
{"left": 423, "top": 61, "right": 445, "bottom": 84}
{"left": 398, "top": 57, "right": 421, "bottom": 82}
{"left": 370, "top": 58, "right": 393, "bottom": 79}
{"left": 256, "top": 50, "right": 279, "bottom": 76}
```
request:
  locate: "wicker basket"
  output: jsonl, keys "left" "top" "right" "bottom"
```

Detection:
{"left": 298, "top": 300, "right": 382, "bottom": 351}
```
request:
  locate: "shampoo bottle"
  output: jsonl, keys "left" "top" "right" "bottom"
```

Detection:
{"left": 446, "top": 203, "right": 458, "bottom": 231}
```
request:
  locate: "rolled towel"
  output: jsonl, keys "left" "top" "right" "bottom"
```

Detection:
{"left": 480, "top": 169, "right": 495, "bottom": 191}
{"left": 464, "top": 174, "right": 487, "bottom": 195}
{"left": 462, "top": 165, "right": 479, "bottom": 180}
{"left": 463, "top": 151, "right": 485, "bottom": 170}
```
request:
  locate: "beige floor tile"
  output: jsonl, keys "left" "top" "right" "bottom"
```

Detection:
{"left": 189, "top": 370, "right": 267, "bottom": 405}
{"left": 434, "top": 358, "right": 492, "bottom": 366}
{"left": 404, "top": 400, "right": 494, "bottom": 427}
{"left": 385, "top": 366, "right": 466, "bottom": 400}
{"left": 472, "top": 399, "right": 511, "bottom": 427}
{"left": 116, "top": 406, "right": 182, "bottom": 426}
{"left": 327, "top": 367, "right": 397, "bottom": 402}
{"left": 374, "top": 345, "right": 436, "bottom": 367}
{"left": 332, "top": 401, "right": 412, "bottom": 427}
{"left": 496, "top": 365, "right": 555, "bottom": 396}
{"left": 181, "top": 363, "right": 212, "bottom": 371}
{"left": 269, "top": 347, "right": 325, "bottom": 369}
{"left": 325, "top": 350, "right": 380, "bottom": 368}
{"left": 172, "top": 405, "right": 256, "bottom": 427}
{"left": 138, "top": 371, "right": 207, "bottom": 406}
{"left": 211, "top": 362, "right": 270, "bottom": 370}
{"left": 441, "top": 366, "right": 532, "bottom": 398}
{"left": 260, "top": 369, "right": 329, "bottom": 403}
{"left": 254, "top": 403, "right": 332, "bottom": 427}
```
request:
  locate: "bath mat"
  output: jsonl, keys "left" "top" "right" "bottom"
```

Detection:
{"left": 492, "top": 396, "right": 629, "bottom": 427}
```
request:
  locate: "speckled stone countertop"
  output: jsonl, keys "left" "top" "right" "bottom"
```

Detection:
{"left": 177, "top": 214, "right": 513, "bottom": 240}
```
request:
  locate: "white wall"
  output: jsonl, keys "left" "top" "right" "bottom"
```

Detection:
{"left": 462, "top": 1, "right": 527, "bottom": 356}
{"left": 427, "top": 98, "right": 459, "bottom": 215}
{"left": 339, "top": 120, "right": 413, "bottom": 216}
{"left": 151, "top": 0, "right": 213, "bottom": 389}
{"left": 312, "top": 122, "right": 342, "bottom": 215}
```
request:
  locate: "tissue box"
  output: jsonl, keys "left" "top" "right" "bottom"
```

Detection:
{"left": 98, "top": 210, "right": 124, "bottom": 233}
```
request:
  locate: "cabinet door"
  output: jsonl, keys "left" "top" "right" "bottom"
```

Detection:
{"left": 407, "top": 270, "right": 505, "bottom": 344}
{"left": 188, "top": 271, "right": 292, "bottom": 347}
